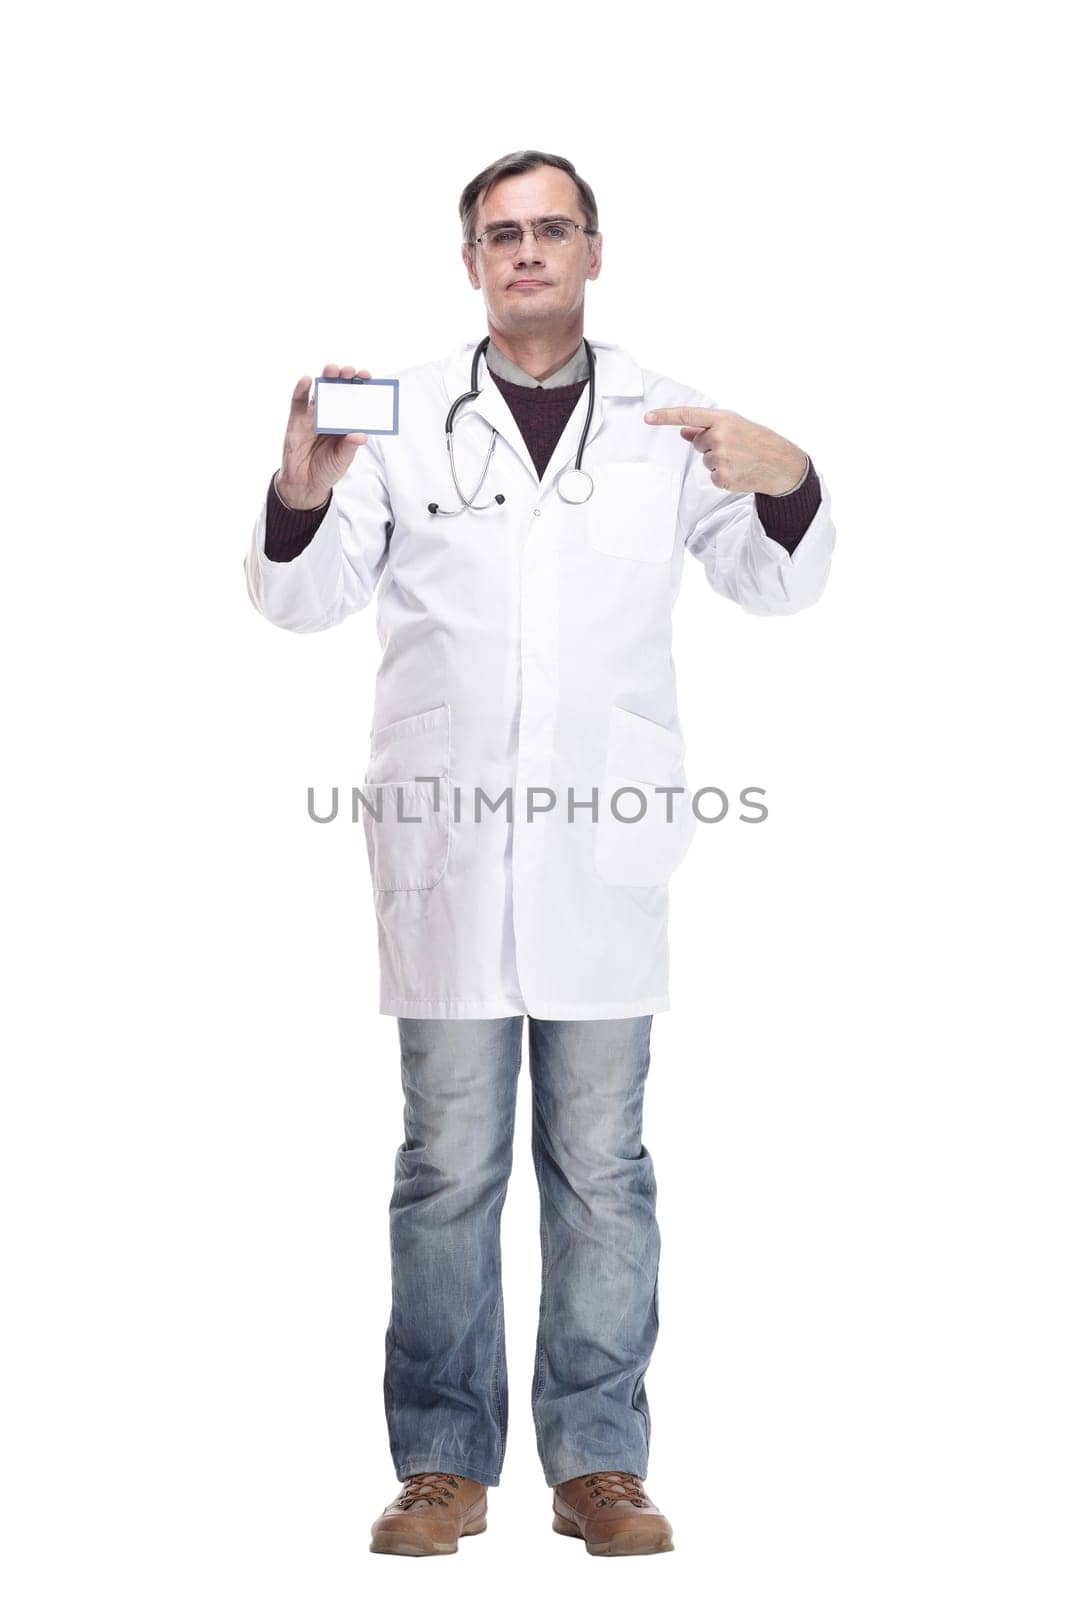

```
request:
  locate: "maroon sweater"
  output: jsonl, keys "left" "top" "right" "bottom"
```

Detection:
{"left": 265, "top": 370, "right": 821, "bottom": 562}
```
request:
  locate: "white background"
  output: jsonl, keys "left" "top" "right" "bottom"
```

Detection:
{"left": 3, "top": 2, "right": 1063, "bottom": 1595}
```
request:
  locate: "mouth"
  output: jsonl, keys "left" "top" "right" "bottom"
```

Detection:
{"left": 509, "top": 279, "right": 551, "bottom": 289}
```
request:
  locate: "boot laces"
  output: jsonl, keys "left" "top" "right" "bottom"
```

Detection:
{"left": 397, "top": 1470, "right": 460, "bottom": 1508}
{"left": 583, "top": 1470, "right": 650, "bottom": 1508}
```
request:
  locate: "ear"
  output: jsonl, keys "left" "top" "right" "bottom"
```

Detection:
{"left": 585, "top": 232, "right": 603, "bottom": 282}
{"left": 461, "top": 244, "right": 480, "bottom": 290}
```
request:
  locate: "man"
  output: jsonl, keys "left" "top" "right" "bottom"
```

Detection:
{"left": 244, "top": 149, "right": 835, "bottom": 1557}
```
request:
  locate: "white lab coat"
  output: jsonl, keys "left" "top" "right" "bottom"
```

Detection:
{"left": 245, "top": 338, "right": 836, "bottom": 1019}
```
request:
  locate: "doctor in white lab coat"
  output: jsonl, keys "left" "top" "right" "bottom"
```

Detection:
{"left": 243, "top": 150, "right": 837, "bottom": 1547}
{"left": 244, "top": 176, "right": 836, "bottom": 1025}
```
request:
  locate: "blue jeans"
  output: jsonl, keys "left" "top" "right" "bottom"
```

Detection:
{"left": 383, "top": 1014, "right": 659, "bottom": 1489}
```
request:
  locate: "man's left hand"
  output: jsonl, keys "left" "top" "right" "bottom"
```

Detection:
{"left": 645, "top": 406, "right": 808, "bottom": 495}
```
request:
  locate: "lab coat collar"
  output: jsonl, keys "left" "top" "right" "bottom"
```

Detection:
{"left": 442, "top": 337, "right": 645, "bottom": 487}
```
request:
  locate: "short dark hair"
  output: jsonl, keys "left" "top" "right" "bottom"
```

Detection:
{"left": 459, "top": 150, "right": 599, "bottom": 248}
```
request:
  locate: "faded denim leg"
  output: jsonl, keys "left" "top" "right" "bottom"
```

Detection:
{"left": 385, "top": 1016, "right": 523, "bottom": 1488}
{"left": 528, "top": 1015, "right": 659, "bottom": 1487}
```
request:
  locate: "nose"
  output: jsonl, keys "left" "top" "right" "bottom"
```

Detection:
{"left": 514, "top": 232, "right": 546, "bottom": 272}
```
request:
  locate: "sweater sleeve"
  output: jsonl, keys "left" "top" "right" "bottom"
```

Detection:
{"left": 264, "top": 472, "right": 333, "bottom": 562}
{"left": 753, "top": 455, "right": 823, "bottom": 555}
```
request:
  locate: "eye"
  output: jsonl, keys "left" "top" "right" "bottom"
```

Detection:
{"left": 542, "top": 224, "right": 567, "bottom": 240}
{"left": 488, "top": 229, "right": 520, "bottom": 247}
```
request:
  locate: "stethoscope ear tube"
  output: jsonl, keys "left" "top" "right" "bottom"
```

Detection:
{"left": 428, "top": 336, "right": 597, "bottom": 515}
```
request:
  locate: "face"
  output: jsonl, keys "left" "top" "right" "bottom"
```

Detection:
{"left": 462, "top": 165, "right": 602, "bottom": 335}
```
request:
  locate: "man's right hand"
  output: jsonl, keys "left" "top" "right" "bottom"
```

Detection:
{"left": 274, "top": 364, "right": 371, "bottom": 510}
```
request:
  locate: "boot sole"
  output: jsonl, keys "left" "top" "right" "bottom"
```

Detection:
{"left": 370, "top": 1513, "right": 487, "bottom": 1556}
{"left": 552, "top": 1510, "right": 674, "bottom": 1556}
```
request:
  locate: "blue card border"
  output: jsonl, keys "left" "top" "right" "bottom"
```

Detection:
{"left": 313, "top": 375, "right": 399, "bottom": 435}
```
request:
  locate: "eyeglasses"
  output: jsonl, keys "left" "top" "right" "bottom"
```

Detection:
{"left": 473, "top": 217, "right": 597, "bottom": 254}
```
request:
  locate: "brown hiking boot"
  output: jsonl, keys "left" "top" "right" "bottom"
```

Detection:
{"left": 552, "top": 1470, "right": 674, "bottom": 1556}
{"left": 369, "top": 1471, "right": 488, "bottom": 1556}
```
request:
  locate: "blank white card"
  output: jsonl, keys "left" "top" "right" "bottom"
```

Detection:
{"left": 314, "top": 378, "right": 398, "bottom": 434}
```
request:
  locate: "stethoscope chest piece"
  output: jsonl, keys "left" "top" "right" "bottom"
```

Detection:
{"left": 557, "top": 468, "right": 594, "bottom": 504}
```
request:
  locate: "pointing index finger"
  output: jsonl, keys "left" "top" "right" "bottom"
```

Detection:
{"left": 644, "top": 405, "right": 716, "bottom": 426}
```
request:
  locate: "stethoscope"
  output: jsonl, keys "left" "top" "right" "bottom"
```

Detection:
{"left": 427, "top": 335, "right": 597, "bottom": 516}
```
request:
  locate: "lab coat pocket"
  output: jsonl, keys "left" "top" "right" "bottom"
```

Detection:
{"left": 585, "top": 461, "right": 680, "bottom": 563}
{"left": 362, "top": 704, "right": 451, "bottom": 892}
{"left": 593, "top": 704, "right": 697, "bottom": 887}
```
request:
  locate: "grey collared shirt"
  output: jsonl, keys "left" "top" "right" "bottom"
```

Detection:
{"left": 484, "top": 338, "right": 589, "bottom": 388}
